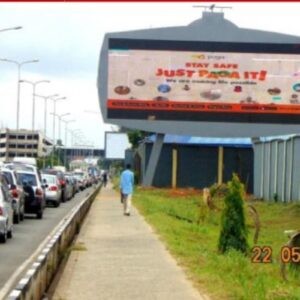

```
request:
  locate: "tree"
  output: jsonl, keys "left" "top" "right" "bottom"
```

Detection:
{"left": 218, "top": 174, "right": 248, "bottom": 254}
{"left": 37, "top": 154, "right": 61, "bottom": 169}
{"left": 127, "top": 130, "right": 147, "bottom": 149}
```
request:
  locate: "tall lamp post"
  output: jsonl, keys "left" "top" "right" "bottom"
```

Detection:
{"left": 50, "top": 111, "right": 69, "bottom": 166}
{"left": 50, "top": 96, "right": 66, "bottom": 167}
{"left": 35, "top": 94, "right": 59, "bottom": 136}
{"left": 49, "top": 97, "right": 67, "bottom": 147}
{"left": 69, "top": 129, "right": 79, "bottom": 163}
{"left": 62, "top": 119, "right": 75, "bottom": 167}
{"left": 71, "top": 129, "right": 83, "bottom": 159}
{"left": 0, "top": 58, "right": 39, "bottom": 129}
{"left": 19, "top": 80, "right": 50, "bottom": 131}
{"left": 55, "top": 113, "right": 71, "bottom": 142}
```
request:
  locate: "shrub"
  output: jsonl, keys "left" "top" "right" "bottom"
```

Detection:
{"left": 209, "top": 183, "right": 229, "bottom": 198}
{"left": 218, "top": 174, "right": 248, "bottom": 254}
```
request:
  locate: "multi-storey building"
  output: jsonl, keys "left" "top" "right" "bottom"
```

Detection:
{"left": 0, "top": 129, "right": 53, "bottom": 162}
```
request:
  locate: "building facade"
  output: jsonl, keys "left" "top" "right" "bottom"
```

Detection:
{"left": 0, "top": 129, "right": 53, "bottom": 162}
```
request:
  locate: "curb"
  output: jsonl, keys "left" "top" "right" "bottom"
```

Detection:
{"left": 4, "top": 184, "right": 101, "bottom": 300}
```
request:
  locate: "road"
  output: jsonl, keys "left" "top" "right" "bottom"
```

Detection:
{"left": 0, "top": 186, "right": 95, "bottom": 289}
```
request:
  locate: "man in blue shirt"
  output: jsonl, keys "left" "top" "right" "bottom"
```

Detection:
{"left": 120, "top": 164, "right": 134, "bottom": 216}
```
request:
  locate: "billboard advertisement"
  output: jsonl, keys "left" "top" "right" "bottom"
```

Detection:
{"left": 107, "top": 39, "right": 300, "bottom": 124}
{"left": 105, "top": 132, "right": 131, "bottom": 159}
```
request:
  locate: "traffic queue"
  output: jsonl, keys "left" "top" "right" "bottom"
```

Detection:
{"left": 0, "top": 158, "right": 101, "bottom": 244}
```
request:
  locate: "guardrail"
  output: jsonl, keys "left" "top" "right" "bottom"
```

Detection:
{"left": 5, "top": 184, "right": 101, "bottom": 300}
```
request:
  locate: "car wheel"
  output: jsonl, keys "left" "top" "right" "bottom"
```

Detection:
{"left": 13, "top": 213, "right": 20, "bottom": 224}
{"left": 7, "top": 229, "right": 13, "bottom": 239}
{"left": 37, "top": 211, "right": 43, "bottom": 219}
{"left": 54, "top": 201, "right": 60, "bottom": 208}
{"left": 0, "top": 231, "right": 7, "bottom": 243}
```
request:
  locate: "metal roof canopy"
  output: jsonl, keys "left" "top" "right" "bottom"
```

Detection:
{"left": 98, "top": 11, "right": 300, "bottom": 138}
{"left": 145, "top": 134, "right": 252, "bottom": 148}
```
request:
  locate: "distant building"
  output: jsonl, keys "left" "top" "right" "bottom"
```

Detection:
{"left": 0, "top": 128, "right": 53, "bottom": 162}
{"left": 61, "top": 146, "right": 104, "bottom": 161}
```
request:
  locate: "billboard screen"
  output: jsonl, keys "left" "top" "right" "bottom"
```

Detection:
{"left": 107, "top": 38, "right": 300, "bottom": 124}
{"left": 105, "top": 132, "right": 131, "bottom": 159}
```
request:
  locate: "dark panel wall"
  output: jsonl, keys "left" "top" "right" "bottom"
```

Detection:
{"left": 223, "top": 148, "right": 254, "bottom": 193}
{"left": 177, "top": 146, "right": 218, "bottom": 188}
{"left": 143, "top": 143, "right": 253, "bottom": 192}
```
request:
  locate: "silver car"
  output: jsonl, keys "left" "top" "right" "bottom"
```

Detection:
{"left": 41, "top": 174, "right": 62, "bottom": 207}
{"left": 16, "top": 171, "right": 46, "bottom": 219}
{"left": 0, "top": 176, "right": 14, "bottom": 243}
{"left": 1, "top": 168, "right": 25, "bottom": 224}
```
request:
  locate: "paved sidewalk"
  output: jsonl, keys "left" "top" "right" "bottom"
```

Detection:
{"left": 53, "top": 184, "right": 208, "bottom": 300}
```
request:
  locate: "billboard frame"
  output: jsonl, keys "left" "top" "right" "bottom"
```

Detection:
{"left": 104, "top": 131, "right": 131, "bottom": 160}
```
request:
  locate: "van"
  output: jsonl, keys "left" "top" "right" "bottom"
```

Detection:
{"left": 13, "top": 157, "right": 37, "bottom": 166}
{"left": 53, "top": 165, "right": 66, "bottom": 173}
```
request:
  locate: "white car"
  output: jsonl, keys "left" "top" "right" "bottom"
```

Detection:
{"left": 41, "top": 174, "right": 62, "bottom": 207}
{"left": 0, "top": 175, "right": 14, "bottom": 243}
{"left": 1, "top": 167, "right": 25, "bottom": 223}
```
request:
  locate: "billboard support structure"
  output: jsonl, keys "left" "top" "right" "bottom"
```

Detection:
{"left": 142, "top": 133, "right": 164, "bottom": 186}
{"left": 99, "top": 11, "right": 300, "bottom": 138}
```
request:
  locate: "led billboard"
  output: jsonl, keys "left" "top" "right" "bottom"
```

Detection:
{"left": 105, "top": 132, "right": 131, "bottom": 159}
{"left": 108, "top": 39, "right": 300, "bottom": 124}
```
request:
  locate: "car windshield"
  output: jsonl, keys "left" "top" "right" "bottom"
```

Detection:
{"left": 74, "top": 172, "right": 84, "bottom": 177}
{"left": 43, "top": 169, "right": 64, "bottom": 180}
{"left": 17, "top": 173, "right": 37, "bottom": 186}
{"left": 42, "top": 175, "right": 56, "bottom": 185}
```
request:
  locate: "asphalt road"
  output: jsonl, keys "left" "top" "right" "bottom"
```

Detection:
{"left": 0, "top": 186, "right": 95, "bottom": 289}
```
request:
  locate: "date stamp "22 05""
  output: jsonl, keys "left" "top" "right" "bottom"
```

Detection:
{"left": 251, "top": 246, "right": 300, "bottom": 263}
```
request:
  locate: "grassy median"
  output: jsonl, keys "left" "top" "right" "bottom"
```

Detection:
{"left": 133, "top": 187, "right": 300, "bottom": 300}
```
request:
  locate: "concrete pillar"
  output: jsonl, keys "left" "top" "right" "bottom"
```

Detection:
{"left": 172, "top": 148, "right": 178, "bottom": 188}
{"left": 142, "top": 133, "right": 164, "bottom": 187}
{"left": 218, "top": 146, "right": 224, "bottom": 185}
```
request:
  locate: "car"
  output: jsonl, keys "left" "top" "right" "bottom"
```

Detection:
{"left": 65, "top": 173, "right": 77, "bottom": 198}
{"left": 0, "top": 168, "right": 25, "bottom": 223}
{"left": 16, "top": 170, "right": 46, "bottom": 219}
{"left": 73, "top": 171, "right": 88, "bottom": 190}
{"left": 41, "top": 169, "right": 68, "bottom": 202}
{"left": 0, "top": 175, "right": 14, "bottom": 243}
{"left": 41, "top": 174, "right": 62, "bottom": 207}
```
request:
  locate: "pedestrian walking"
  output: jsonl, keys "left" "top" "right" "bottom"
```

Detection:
{"left": 120, "top": 164, "right": 134, "bottom": 216}
{"left": 102, "top": 172, "right": 108, "bottom": 187}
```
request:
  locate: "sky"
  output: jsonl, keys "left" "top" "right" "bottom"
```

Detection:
{"left": 0, "top": 2, "right": 300, "bottom": 149}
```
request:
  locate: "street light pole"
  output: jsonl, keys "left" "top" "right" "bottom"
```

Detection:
{"left": 62, "top": 119, "right": 75, "bottom": 147}
{"left": 35, "top": 94, "right": 59, "bottom": 137}
{"left": 49, "top": 97, "right": 67, "bottom": 146}
{"left": 19, "top": 80, "right": 50, "bottom": 131}
{"left": 50, "top": 96, "right": 66, "bottom": 167}
{"left": 61, "top": 119, "right": 75, "bottom": 167}
{"left": 72, "top": 129, "right": 82, "bottom": 159}
{"left": 0, "top": 58, "right": 39, "bottom": 129}
{"left": 50, "top": 111, "right": 70, "bottom": 166}
{"left": 54, "top": 113, "right": 70, "bottom": 142}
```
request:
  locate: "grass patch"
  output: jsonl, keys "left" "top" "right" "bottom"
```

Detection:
{"left": 133, "top": 187, "right": 300, "bottom": 300}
